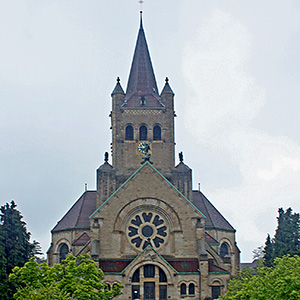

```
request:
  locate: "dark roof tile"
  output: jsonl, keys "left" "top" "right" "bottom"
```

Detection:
{"left": 123, "top": 13, "right": 163, "bottom": 108}
{"left": 72, "top": 232, "right": 90, "bottom": 246}
{"left": 52, "top": 191, "right": 96, "bottom": 232}
{"left": 193, "top": 191, "right": 235, "bottom": 232}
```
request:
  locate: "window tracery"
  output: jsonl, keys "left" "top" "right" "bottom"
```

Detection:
{"left": 127, "top": 211, "right": 168, "bottom": 250}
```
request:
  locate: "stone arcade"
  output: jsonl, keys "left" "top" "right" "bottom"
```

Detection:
{"left": 47, "top": 13, "right": 240, "bottom": 300}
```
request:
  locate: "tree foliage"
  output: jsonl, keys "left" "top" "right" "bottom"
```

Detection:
{"left": 0, "top": 201, "right": 40, "bottom": 299}
{"left": 9, "top": 254, "right": 123, "bottom": 300}
{"left": 222, "top": 255, "right": 300, "bottom": 300}
{"left": 263, "top": 207, "right": 300, "bottom": 266}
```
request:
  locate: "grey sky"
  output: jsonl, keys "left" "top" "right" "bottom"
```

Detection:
{"left": 1, "top": 0, "right": 299, "bottom": 262}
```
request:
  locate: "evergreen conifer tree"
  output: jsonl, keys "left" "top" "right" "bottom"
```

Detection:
{"left": 0, "top": 201, "right": 39, "bottom": 299}
{"left": 263, "top": 234, "right": 273, "bottom": 267}
{"left": 263, "top": 207, "right": 300, "bottom": 266}
{"left": 273, "top": 207, "right": 300, "bottom": 257}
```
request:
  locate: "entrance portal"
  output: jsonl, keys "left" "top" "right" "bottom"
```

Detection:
{"left": 131, "top": 264, "right": 167, "bottom": 300}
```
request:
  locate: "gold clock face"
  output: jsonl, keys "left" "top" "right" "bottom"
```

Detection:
{"left": 137, "top": 141, "right": 151, "bottom": 155}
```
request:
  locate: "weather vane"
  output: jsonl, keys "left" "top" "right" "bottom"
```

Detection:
{"left": 139, "top": 0, "right": 144, "bottom": 11}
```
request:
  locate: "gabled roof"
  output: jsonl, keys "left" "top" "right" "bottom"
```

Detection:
{"left": 90, "top": 162, "right": 205, "bottom": 219}
{"left": 123, "top": 12, "right": 163, "bottom": 108}
{"left": 52, "top": 191, "right": 96, "bottom": 232}
{"left": 192, "top": 191, "right": 235, "bottom": 232}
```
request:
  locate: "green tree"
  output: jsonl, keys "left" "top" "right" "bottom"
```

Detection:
{"left": 262, "top": 207, "right": 300, "bottom": 266}
{"left": 222, "top": 255, "right": 300, "bottom": 300}
{"left": 9, "top": 254, "right": 123, "bottom": 300}
{"left": 274, "top": 208, "right": 300, "bottom": 257}
{"left": 263, "top": 234, "right": 273, "bottom": 267}
{"left": 0, "top": 201, "right": 40, "bottom": 299}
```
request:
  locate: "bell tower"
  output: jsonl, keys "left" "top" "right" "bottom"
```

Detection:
{"left": 110, "top": 12, "right": 175, "bottom": 179}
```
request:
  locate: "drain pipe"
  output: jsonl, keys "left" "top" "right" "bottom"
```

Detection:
{"left": 198, "top": 269, "right": 201, "bottom": 300}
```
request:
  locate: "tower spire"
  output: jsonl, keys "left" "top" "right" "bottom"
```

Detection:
{"left": 123, "top": 12, "right": 163, "bottom": 108}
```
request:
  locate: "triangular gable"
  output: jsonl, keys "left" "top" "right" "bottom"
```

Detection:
{"left": 90, "top": 161, "right": 206, "bottom": 219}
{"left": 120, "top": 244, "right": 178, "bottom": 275}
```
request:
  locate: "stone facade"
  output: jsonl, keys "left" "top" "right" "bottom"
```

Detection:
{"left": 47, "top": 13, "right": 240, "bottom": 300}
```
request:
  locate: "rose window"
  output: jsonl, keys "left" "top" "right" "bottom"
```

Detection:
{"left": 127, "top": 212, "right": 168, "bottom": 250}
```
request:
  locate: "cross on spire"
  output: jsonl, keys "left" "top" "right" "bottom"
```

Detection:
{"left": 139, "top": 0, "right": 144, "bottom": 11}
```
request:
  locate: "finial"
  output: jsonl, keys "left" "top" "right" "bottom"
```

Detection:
{"left": 165, "top": 77, "right": 169, "bottom": 83}
{"left": 85, "top": 183, "right": 87, "bottom": 192}
{"left": 116, "top": 76, "right": 120, "bottom": 83}
{"left": 104, "top": 151, "right": 109, "bottom": 163}
{"left": 139, "top": 9, "right": 143, "bottom": 28}
{"left": 179, "top": 151, "right": 183, "bottom": 163}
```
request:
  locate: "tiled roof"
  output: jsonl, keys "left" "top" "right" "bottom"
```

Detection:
{"left": 123, "top": 13, "right": 163, "bottom": 108}
{"left": 166, "top": 258, "right": 199, "bottom": 273}
{"left": 111, "top": 80, "right": 125, "bottom": 96}
{"left": 72, "top": 232, "right": 90, "bottom": 246}
{"left": 205, "top": 232, "right": 219, "bottom": 245}
{"left": 99, "top": 259, "right": 133, "bottom": 273}
{"left": 51, "top": 191, "right": 96, "bottom": 232}
{"left": 208, "top": 260, "right": 229, "bottom": 274}
{"left": 192, "top": 191, "right": 235, "bottom": 232}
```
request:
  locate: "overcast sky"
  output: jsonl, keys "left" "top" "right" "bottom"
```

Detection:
{"left": 1, "top": 0, "right": 300, "bottom": 262}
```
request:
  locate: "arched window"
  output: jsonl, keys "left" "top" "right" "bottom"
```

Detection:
{"left": 212, "top": 286, "right": 221, "bottom": 299}
{"left": 153, "top": 125, "right": 161, "bottom": 140}
{"left": 131, "top": 265, "right": 167, "bottom": 300}
{"left": 189, "top": 283, "right": 195, "bottom": 295}
{"left": 125, "top": 125, "right": 134, "bottom": 140}
{"left": 180, "top": 283, "right": 187, "bottom": 295}
{"left": 139, "top": 125, "right": 147, "bottom": 140}
{"left": 220, "top": 242, "right": 229, "bottom": 258}
{"left": 59, "top": 243, "right": 69, "bottom": 262}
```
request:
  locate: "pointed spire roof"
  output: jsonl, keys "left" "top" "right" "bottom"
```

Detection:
{"left": 161, "top": 77, "right": 174, "bottom": 95}
{"left": 123, "top": 12, "right": 163, "bottom": 108}
{"left": 111, "top": 77, "right": 125, "bottom": 95}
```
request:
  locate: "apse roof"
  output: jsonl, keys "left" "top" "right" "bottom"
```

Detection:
{"left": 122, "top": 12, "right": 163, "bottom": 108}
{"left": 192, "top": 190, "right": 235, "bottom": 232}
{"left": 51, "top": 191, "right": 96, "bottom": 232}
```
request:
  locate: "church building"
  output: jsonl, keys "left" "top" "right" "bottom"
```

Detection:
{"left": 47, "top": 12, "right": 240, "bottom": 300}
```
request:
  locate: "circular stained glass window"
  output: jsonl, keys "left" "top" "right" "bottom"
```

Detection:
{"left": 127, "top": 212, "right": 168, "bottom": 250}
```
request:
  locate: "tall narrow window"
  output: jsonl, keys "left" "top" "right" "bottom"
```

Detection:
{"left": 189, "top": 283, "right": 195, "bottom": 295}
{"left": 132, "top": 269, "right": 140, "bottom": 282}
{"left": 59, "top": 243, "right": 69, "bottom": 262}
{"left": 125, "top": 125, "right": 134, "bottom": 140}
{"left": 212, "top": 286, "right": 221, "bottom": 299}
{"left": 220, "top": 243, "right": 229, "bottom": 258}
{"left": 139, "top": 125, "right": 147, "bottom": 140}
{"left": 144, "top": 265, "right": 155, "bottom": 278}
{"left": 180, "top": 283, "right": 187, "bottom": 295}
{"left": 153, "top": 125, "right": 161, "bottom": 140}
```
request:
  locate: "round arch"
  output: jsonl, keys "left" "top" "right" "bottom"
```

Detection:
{"left": 114, "top": 198, "right": 182, "bottom": 233}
